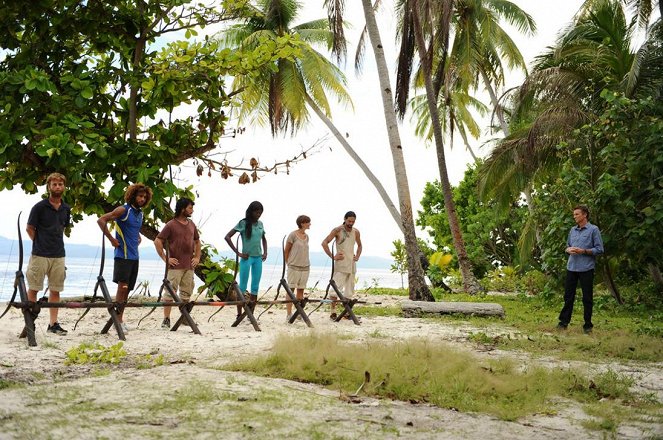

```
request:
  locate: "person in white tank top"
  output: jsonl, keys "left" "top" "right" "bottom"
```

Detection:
{"left": 321, "top": 211, "right": 362, "bottom": 320}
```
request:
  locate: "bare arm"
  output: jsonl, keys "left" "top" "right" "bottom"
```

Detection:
{"left": 97, "top": 206, "right": 127, "bottom": 248}
{"left": 192, "top": 239, "right": 201, "bottom": 267}
{"left": 261, "top": 234, "right": 268, "bottom": 261}
{"left": 154, "top": 237, "right": 178, "bottom": 267}
{"left": 284, "top": 239, "right": 293, "bottom": 262}
{"left": 26, "top": 225, "right": 36, "bottom": 241}
{"left": 225, "top": 228, "right": 247, "bottom": 259}
{"left": 321, "top": 228, "right": 343, "bottom": 260}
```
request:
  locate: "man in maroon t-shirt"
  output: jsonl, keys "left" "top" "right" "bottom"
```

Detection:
{"left": 154, "top": 198, "right": 201, "bottom": 329}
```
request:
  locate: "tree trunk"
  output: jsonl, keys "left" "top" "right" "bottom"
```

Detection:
{"left": 361, "top": 0, "right": 433, "bottom": 301}
{"left": 649, "top": 263, "right": 663, "bottom": 293}
{"left": 129, "top": 2, "right": 148, "bottom": 142}
{"left": 480, "top": 68, "right": 509, "bottom": 135}
{"left": 410, "top": 2, "right": 481, "bottom": 294}
{"left": 603, "top": 261, "right": 624, "bottom": 305}
{"left": 458, "top": 126, "right": 479, "bottom": 162}
{"left": 402, "top": 300, "right": 505, "bottom": 318}
{"left": 481, "top": 68, "right": 542, "bottom": 249}
{"left": 305, "top": 95, "right": 403, "bottom": 232}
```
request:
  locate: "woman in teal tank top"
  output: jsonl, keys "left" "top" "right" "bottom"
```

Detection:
{"left": 225, "top": 201, "right": 268, "bottom": 313}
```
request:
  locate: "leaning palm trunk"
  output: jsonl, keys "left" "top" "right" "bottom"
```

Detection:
{"left": 361, "top": 0, "right": 433, "bottom": 301}
{"left": 457, "top": 126, "right": 479, "bottom": 162}
{"left": 410, "top": 2, "right": 481, "bottom": 294}
{"left": 305, "top": 94, "right": 404, "bottom": 232}
{"left": 481, "top": 69, "right": 541, "bottom": 247}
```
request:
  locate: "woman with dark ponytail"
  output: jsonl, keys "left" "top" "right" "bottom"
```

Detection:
{"left": 225, "top": 201, "right": 268, "bottom": 309}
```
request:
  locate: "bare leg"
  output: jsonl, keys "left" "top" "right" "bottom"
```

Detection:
{"left": 48, "top": 290, "right": 60, "bottom": 325}
{"left": 27, "top": 289, "right": 38, "bottom": 303}
{"left": 164, "top": 300, "right": 172, "bottom": 319}
{"left": 287, "top": 288, "right": 305, "bottom": 316}
{"left": 116, "top": 283, "right": 129, "bottom": 321}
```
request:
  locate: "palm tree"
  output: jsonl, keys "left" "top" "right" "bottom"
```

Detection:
{"left": 221, "top": 0, "right": 433, "bottom": 300}
{"left": 217, "top": 0, "right": 403, "bottom": 229}
{"left": 479, "top": 0, "right": 663, "bottom": 263}
{"left": 387, "top": 1, "right": 532, "bottom": 292}
{"left": 395, "top": 0, "right": 536, "bottom": 135}
{"left": 398, "top": 0, "right": 481, "bottom": 293}
{"left": 582, "top": 0, "right": 662, "bottom": 27}
{"left": 409, "top": 68, "right": 488, "bottom": 162}
{"left": 358, "top": 0, "right": 434, "bottom": 300}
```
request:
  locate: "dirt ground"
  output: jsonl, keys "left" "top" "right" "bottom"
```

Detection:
{"left": 0, "top": 294, "right": 661, "bottom": 439}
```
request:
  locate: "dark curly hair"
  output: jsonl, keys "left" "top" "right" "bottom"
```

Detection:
{"left": 175, "top": 197, "right": 194, "bottom": 218}
{"left": 124, "top": 183, "right": 153, "bottom": 207}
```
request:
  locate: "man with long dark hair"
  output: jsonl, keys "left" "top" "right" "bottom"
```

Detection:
{"left": 97, "top": 183, "right": 152, "bottom": 333}
{"left": 154, "top": 198, "right": 201, "bottom": 329}
{"left": 322, "top": 211, "right": 362, "bottom": 320}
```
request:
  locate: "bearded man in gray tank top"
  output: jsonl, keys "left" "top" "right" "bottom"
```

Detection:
{"left": 321, "top": 211, "right": 362, "bottom": 320}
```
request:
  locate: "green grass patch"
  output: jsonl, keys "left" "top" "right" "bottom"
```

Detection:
{"left": 135, "top": 353, "right": 165, "bottom": 370}
{"left": 429, "top": 293, "right": 663, "bottom": 362}
{"left": 228, "top": 334, "right": 654, "bottom": 421}
{"left": 41, "top": 340, "right": 60, "bottom": 350}
{"left": 146, "top": 380, "right": 221, "bottom": 413}
{"left": 364, "top": 287, "right": 409, "bottom": 296}
{"left": 65, "top": 342, "right": 127, "bottom": 365}
{"left": 353, "top": 305, "right": 401, "bottom": 317}
{"left": 0, "top": 379, "right": 21, "bottom": 390}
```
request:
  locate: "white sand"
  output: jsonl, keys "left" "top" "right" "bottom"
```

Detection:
{"left": 0, "top": 294, "right": 661, "bottom": 439}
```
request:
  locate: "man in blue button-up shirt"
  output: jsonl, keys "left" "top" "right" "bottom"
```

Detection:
{"left": 558, "top": 205, "right": 604, "bottom": 333}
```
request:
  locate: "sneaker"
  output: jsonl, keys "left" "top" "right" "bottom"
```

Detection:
{"left": 285, "top": 314, "right": 292, "bottom": 323}
{"left": 556, "top": 323, "right": 568, "bottom": 330}
{"left": 47, "top": 322, "right": 68, "bottom": 335}
{"left": 329, "top": 313, "right": 338, "bottom": 321}
{"left": 161, "top": 318, "right": 171, "bottom": 329}
{"left": 120, "top": 322, "right": 129, "bottom": 334}
{"left": 583, "top": 326, "right": 593, "bottom": 334}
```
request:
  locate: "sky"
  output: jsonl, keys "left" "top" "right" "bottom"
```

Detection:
{"left": 0, "top": 1, "right": 584, "bottom": 259}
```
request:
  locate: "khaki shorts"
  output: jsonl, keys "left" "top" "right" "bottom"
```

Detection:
{"left": 26, "top": 256, "right": 66, "bottom": 292}
{"left": 165, "top": 269, "right": 194, "bottom": 301}
{"left": 332, "top": 271, "right": 355, "bottom": 298}
{"left": 287, "top": 267, "right": 310, "bottom": 289}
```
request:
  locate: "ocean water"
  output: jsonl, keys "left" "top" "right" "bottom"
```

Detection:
{"left": 0, "top": 256, "right": 405, "bottom": 301}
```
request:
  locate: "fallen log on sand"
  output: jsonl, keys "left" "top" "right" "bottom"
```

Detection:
{"left": 401, "top": 300, "right": 505, "bottom": 318}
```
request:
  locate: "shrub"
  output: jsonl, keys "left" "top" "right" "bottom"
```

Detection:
{"left": 518, "top": 270, "right": 547, "bottom": 295}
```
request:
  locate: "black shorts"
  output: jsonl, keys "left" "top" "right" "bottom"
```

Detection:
{"left": 113, "top": 258, "right": 139, "bottom": 291}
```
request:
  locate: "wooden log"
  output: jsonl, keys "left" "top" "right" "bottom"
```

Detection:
{"left": 401, "top": 300, "right": 505, "bottom": 318}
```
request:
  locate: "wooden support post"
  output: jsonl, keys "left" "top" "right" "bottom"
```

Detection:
{"left": 230, "top": 283, "right": 261, "bottom": 331}
{"left": 280, "top": 279, "right": 313, "bottom": 328}
{"left": 16, "top": 270, "right": 37, "bottom": 347}
{"left": 99, "top": 274, "right": 126, "bottom": 340}
{"left": 329, "top": 280, "right": 361, "bottom": 325}
{"left": 167, "top": 279, "right": 201, "bottom": 335}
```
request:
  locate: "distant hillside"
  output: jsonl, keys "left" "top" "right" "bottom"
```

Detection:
{"left": 0, "top": 235, "right": 392, "bottom": 269}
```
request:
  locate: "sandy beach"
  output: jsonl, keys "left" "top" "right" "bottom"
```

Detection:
{"left": 0, "top": 294, "right": 661, "bottom": 439}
